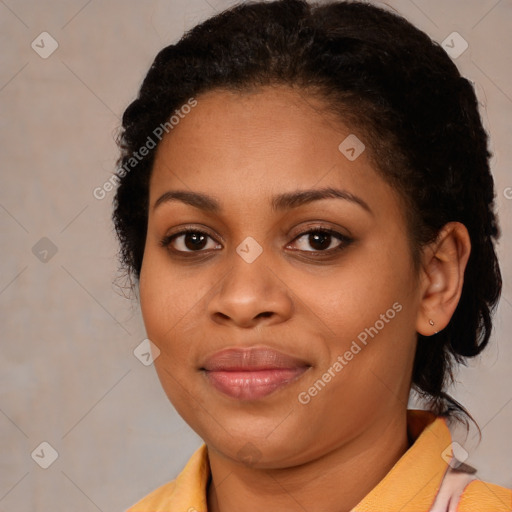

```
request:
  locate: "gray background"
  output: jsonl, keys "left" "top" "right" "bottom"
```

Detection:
{"left": 0, "top": 0, "right": 511, "bottom": 511}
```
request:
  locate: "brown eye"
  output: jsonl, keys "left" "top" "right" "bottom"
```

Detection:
{"left": 164, "top": 230, "right": 222, "bottom": 253}
{"left": 290, "top": 229, "right": 350, "bottom": 252}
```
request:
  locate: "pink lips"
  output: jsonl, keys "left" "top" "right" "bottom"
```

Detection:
{"left": 201, "top": 347, "right": 310, "bottom": 400}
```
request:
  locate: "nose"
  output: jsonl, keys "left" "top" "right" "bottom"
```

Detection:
{"left": 207, "top": 254, "right": 293, "bottom": 329}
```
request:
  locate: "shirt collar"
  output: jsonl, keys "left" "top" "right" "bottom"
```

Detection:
{"left": 352, "top": 410, "right": 451, "bottom": 511}
{"left": 129, "top": 410, "right": 452, "bottom": 512}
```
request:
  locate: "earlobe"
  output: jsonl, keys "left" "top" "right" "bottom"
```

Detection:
{"left": 416, "top": 222, "right": 471, "bottom": 336}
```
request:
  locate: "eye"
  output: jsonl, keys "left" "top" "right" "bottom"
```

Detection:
{"left": 289, "top": 229, "right": 351, "bottom": 253}
{"left": 161, "top": 227, "right": 351, "bottom": 256}
{"left": 161, "top": 229, "right": 222, "bottom": 253}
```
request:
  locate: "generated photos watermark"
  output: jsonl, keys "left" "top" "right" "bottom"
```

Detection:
{"left": 298, "top": 301, "right": 403, "bottom": 405}
{"left": 93, "top": 97, "right": 198, "bottom": 200}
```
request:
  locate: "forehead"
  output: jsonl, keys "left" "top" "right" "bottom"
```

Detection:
{"left": 149, "top": 86, "right": 395, "bottom": 213}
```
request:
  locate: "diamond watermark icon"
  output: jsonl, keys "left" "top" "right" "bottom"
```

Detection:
{"left": 32, "top": 237, "right": 58, "bottom": 263}
{"left": 441, "top": 32, "right": 468, "bottom": 59}
{"left": 441, "top": 442, "right": 469, "bottom": 469}
{"left": 237, "top": 442, "right": 262, "bottom": 466}
{"left": 134, "top": 338, "right": 161, "bottom": 366}
{"left": 31, "top": 441, "right": 59, "bottom": 469}
{"left": 31, "top": 32, "right": 59, "bottom": 59}
{"left": 338, "top": 134, "right": 365, "bottom": 161}
{"left": 236, "top": 236, "right": 263, "bottom": 264}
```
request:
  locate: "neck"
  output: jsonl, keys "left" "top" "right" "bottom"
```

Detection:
{"left": 207, "top": 411, "right": 409, "bottom": 512}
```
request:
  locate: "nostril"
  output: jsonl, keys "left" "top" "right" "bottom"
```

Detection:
{"left": 256, "top": 311, "right": 273, "bottom": 319}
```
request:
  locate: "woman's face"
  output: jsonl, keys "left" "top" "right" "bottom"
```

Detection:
{"left": 139, "top": 86, "right": 422, "bottom": 468}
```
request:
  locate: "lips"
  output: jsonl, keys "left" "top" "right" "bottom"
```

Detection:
{"left": 201, "top": 347, "right": 310, "bottom": 400}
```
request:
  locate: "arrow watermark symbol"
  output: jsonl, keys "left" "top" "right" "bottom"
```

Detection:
{"left": 236, "top": 236, "right": 263, "bottom": 263}
{"left": 134, "top": 338, "right": 161, "bottom": 366}
{"left": 31, "top": 441, "right": 59, "bottom": 469}
{"left": 441, "top": 32, "right": 468, "bottom": 59}
{"left": 338, "top": 134, "right": 365, "bottom": 161}
{"left": 32, "top": 237, "right": 58, "bottom": 263}
{"left": 31, "top": 32, "right": 59, "bottom": 59}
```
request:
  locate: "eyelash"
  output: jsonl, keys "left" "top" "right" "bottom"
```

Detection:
{"left": 159, "top": 226, "right": 353, "bottom": 257}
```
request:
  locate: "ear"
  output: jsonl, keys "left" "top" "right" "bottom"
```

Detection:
{"left": 416, "top": 222, "right": 471, "bottom": 336}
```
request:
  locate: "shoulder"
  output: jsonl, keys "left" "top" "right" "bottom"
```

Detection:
{"left": 456, "top": 479, "right": 511, "bottom": 512}
{"left": 126, "top": 480, "right": 177, "bottom": 511}
{"left": 126, "top": 444, "right": 209, "bottom": 512}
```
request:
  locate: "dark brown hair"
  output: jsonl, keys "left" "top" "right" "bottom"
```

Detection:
{"left": 113, "top": 0, "right": 502, "bottom": 421}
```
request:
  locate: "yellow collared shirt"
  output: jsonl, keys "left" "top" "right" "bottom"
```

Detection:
{"left": 127, "top": 410, "right": 511, "bottom": 512}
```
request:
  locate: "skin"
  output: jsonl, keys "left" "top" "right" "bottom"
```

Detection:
{"left": 139, "top": 85, "right": 471, "bottom": 512}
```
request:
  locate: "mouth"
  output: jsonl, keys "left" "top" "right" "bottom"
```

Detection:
{"left": 201, "top": 347, "right": 311, "bottom": 400}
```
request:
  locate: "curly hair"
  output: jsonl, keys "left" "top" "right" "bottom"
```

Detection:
{"left": 113, "top": 0, "right": 502, "bottom": 421}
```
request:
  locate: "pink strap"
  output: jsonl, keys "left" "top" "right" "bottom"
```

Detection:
{"left": 429, "top": 465, "right": 476, "bottom": 512}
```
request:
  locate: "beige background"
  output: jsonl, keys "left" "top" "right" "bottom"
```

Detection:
{"left": 0, "top": 0, "right": 511, "bottom": 510}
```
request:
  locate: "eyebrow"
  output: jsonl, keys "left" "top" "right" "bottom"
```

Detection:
{"left": 153, "top": 187, "right": 372, "bottom": 214}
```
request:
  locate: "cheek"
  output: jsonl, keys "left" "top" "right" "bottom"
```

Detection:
{"left": 291, "top": 236, "right": 417, "bottom": 388}
{"left": 139, "top": 248, "right": 188, "bottom": 349}
{"left": 138, "top": 247, "right": 219, "bottom": 362}
{"left": 138, "top": 252, "right": 201, "bottom": 413}
{"left": 292, "top": 243, "right": 413, "bottom": 336}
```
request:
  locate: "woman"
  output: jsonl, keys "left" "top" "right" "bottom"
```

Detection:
{"left": 113, "top": 1, "right": 511, "bottom": 510}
